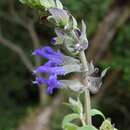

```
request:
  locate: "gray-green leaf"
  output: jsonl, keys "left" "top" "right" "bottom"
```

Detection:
{"left": 62, "top": 113, "right": 80, "bottom": 129}
{"left": 101, "top": 67, "right": 110, "bottom": 78}
{"left": 91, "top": 109, "right": 105, "bottom": 119}
{"left": 64, "top": 123, "right": 79, "bottom": 130}
{"left": 62, "top": 55, "right": 80, "bottom": 65}
{"left": 100, "top": 119, "right": 114, "bottom": 130}
{"left": 49, "top": 8, "right": 69, "bottom": 26}
{"left": 55, "top": 0, "right": 63, "bottom": 9}
{"left": 60, "top": 80, "right": 85, "bottom": 92}
{"left": 40, "top": 0, "right": 55, "bottom": 9}
{"left": 63, "top": 64, "right": 82, "bottom": 75}
{"left": 78, "top": 125, "right": 98, "bottom": 130}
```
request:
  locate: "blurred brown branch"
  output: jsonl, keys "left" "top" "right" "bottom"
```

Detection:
{"left": 0, "top": 4, "right": 49, "bottom": 105}
{"left": 27, "top": 23, "right": 49, "bottom": 106}
{"left": 27, "top": 23, "right": 41, "bottom": 67}
{"left": 16, "top": 93, "right": 63, "bottom": 130}
{"left": 0, "top": 34, "right": 34, "bottom": 71}
{"left": 87, "top": 3, "right": 130, "bottom": 105}
{"left": 88, "top": 4, "right": 130, "bottom": 62}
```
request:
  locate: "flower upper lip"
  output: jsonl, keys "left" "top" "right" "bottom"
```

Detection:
{"left": 33, "top": 46, "right": 65, "bottom": 94}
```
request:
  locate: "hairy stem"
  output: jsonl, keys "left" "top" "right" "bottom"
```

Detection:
{"left": 84, "top": 90, "right": 91, "bottom": 125}
{"left": 80, "top": 51, "right": 92, "bottom": 125}
{"left": 80, "top": 113, "right": 86, "bottom": 126}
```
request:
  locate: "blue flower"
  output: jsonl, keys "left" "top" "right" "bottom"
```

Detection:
{"left": 51, "top": 37, "right": 57, "bottom": 45}
{"left": 47, "top": 74, "right": 62, "bottom": 94}
{"left": 33, "top": 46, "right": 64, "bottom": 94}
{"left": 33, "top": 75, "right": 62, "bottom": 94}
{"left": 33, "top": 77, "right": 48, "bottom": 85}
{"left": 33, "top": 65, "right": 65, "bottom": 75}
{"left": 32, "top": 46, "right": 63, "bottom": 65}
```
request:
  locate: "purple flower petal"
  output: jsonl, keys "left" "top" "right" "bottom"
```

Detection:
{"left": 51, "top": 37, "right": 57, "bottom": 45}
{"left": 33, "top": 46, "right": 63, "bottom": 65}
{"left": 33, "top": 77, "right": 48, "bottom": 85}
{"left": 32, "top": 46, "right": 65, "bottom": 94}
{"left": 44, "top": 60, "right": 59, "bottom": 67}
{"left": 33, "top": 46, "right": 60, "bottom": 57}
{"left": 47, "top": 74, "right": 61, "bottom": 94}
{"left": 34, "top": 65, "right": 65, "bottom": 75}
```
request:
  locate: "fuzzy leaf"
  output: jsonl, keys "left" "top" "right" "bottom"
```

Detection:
{"left": 72, "top": 16, "right": 78, "bottom": 29}
{"left": 62, "top": 55, "right": 80, "bottom": 65}
{"left": 65, "top": 16, "right": 78, "bottom": 30}
{"left": 62, "top": 113, "right": 80, "bottom": 129}
{"left": 66, "top": 97, "right": 83, "bottom": 114}
{"left": 63, "top": 64, "right": 82, "bottom": 75}
{"left": 49, "top": 8, "right": 69, "bottom": 26}
{"left": 55, "top": 37, "right": 63, "bottom": 45}
{"left": 78, "top": 125, "right": 98, "bottom": 130}
{"left": 87, "top": 61, "right": 95, "bottom": 75}
{"left": 61, "top": 97, "right": 83, "bottom": 115}
{"left": 100, "top": 119, "right": 114, "bottom": 130}
{"left": 19, "top": 0, "right": 43, "bottom": 9}
{"left": 78, "top": 20, "right": 88, "bottom": 51}
{"left": 69, "top": 98, "right": 78, "bottom": 106}
{"left": 91, "top": 109, "right": 105, "bottom": 119}
{"left": 55, "top": 28, "right": 65, "bottom": 37}
{"left": 63, "top": 36, "right": 78, "bottom": 56}
{"left": 77, "top": 97, "right": 83, "bottom": 114}
{"left": 55, "top": 0, "right": 63, "bottom": 9}
{"left": 84, "top": 76, "right": 102, "bottom": 94}
{"left": 101, "top": 67, "right": 110, "bottom": 78}
{"left": 81, "top": 20, "right": 87, "bottom": 36}
{"left": 64, "top": 123, "right": 79, "bottom": 130}
{"left": 40, "top": 0, "right": 55, "bottom": 8}
{"left": 60, "top": 80, "right": 85, "bottom": 92}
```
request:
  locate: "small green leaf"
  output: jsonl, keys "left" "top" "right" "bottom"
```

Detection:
{"left": 72, "top": 16, "right": 78, "bottom": 29}
{"left": 78, "top": 125, "right": 98, "bottom": 130}
{"left": 101, "top": 67, "right": 110, "bottom": 78}
{"left": 100, "top": 119, "right": 113, "bottom": 130}
{"left": 65, "top": 16, "right": 77, "bottom": 30}
{"left": 77, "top": 96, "right": 83, "bottom": 114}
{"left": 68, "top": 97, "right": 84, "bottom": 113}
{"left": 62, "top": 35, "right": 79, "bottom": 56}
{"left": 55, "top": 0, "right": 63, "bottom": 9}
{"left": 91, "top": 109, "right": 105, "bottom": 119}
{"left": 48, "top": 8, "right": 69, "bottom": 26}
{"left": 63, "top": 64, "right": 82, "bottom": 75}
{"left": 19, "top": 0, "right": 43, "bottom": 9}
{"left": 62, "top": 113, "right": 80, "bottom": 129}
{"left": 64, "top": 123, "right": 79, "bottom": 130}
{"left": 40, "top": 0, "right": 55, "bottom": 8}
{"left": 62, "top": 55, "right": 80, "bottom": 65}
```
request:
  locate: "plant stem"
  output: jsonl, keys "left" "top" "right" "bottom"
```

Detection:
{"left": 80, "top": 51, "right": 92, "bottom": 125}
{"left": 84, "top": 90, "right": 91, "bottom": 124}
{"left": 80, "top": 113, "right": 86, "bottom": 126}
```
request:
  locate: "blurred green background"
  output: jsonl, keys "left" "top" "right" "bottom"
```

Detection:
{"left": 0, "top": 0, "right": 130, "bottom": 130}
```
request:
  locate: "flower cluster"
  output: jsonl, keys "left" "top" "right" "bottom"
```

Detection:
{"left": 19, "top": 1, "right": 119, "bottom": 130}
{"left": 26, "top": 0, "right": 109, "bottom": 95}
{"left": 33, "top": 46, "right": 64, "bottom": 94}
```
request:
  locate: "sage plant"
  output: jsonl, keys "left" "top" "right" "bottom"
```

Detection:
{"left": 19, "top": 0, "right": 118, "bottom": 129}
